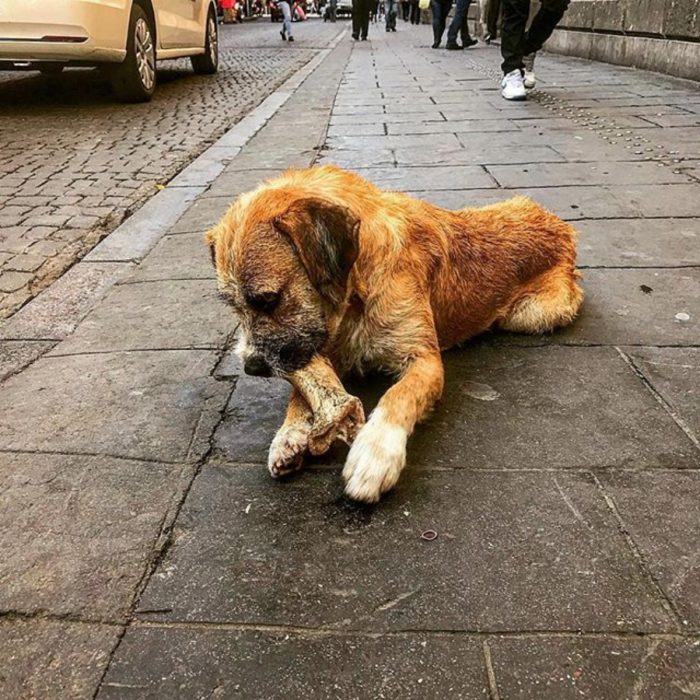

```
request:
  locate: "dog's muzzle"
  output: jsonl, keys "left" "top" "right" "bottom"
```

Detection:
{"left": 244, "top": 354, "right": 273, "bottom": 377}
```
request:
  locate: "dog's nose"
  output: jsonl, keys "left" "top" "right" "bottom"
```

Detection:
{"left": 244, "top": 354, "right": 272, "bottom": 377}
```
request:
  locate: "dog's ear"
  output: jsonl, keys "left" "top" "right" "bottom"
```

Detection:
{"left": 204, "top": 226, "right": 220, "bottom": 268}
{"left": 275, "top": 197, "right": 360, "bottom": 305}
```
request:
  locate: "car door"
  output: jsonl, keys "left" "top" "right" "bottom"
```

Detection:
{"left": 153, "top": 0, "right": 202, "bottom": 48}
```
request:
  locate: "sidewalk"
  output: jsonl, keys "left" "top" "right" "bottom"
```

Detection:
{"left": 1, "top": 24, "right": 699, "bottom": 699}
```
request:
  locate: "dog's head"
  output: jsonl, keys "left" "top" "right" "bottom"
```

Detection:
{"left": 207, "top": 190, "right": 360, "bottom": 377}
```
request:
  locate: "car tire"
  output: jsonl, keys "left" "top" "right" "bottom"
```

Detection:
{"left": 110, "top": 4, "right": 156, "bottom": 103}
{"left": 39, "top": 64, "right": 65, "bottom": 76}
{"left": 191, "top": 9, "right": 219, "bottom": 75}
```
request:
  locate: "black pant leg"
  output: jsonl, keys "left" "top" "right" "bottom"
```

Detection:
{"left": 523, "top": 0, "right": 570, "bottom": 54}
{"left": 460, "top": 0, "right": 473, "bottom": 42}
{"left": 361, "top": 0, "right": 371, "bottom": 36}
{"left": 352, "top": 0, "right": 361, "bottom": 36}
{"left": 500, "top": 0, "right": 529, "bottom": 74}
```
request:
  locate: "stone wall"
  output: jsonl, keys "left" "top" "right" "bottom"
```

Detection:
{"left": 543, "top": 0, "right": 700, "bottom": 81}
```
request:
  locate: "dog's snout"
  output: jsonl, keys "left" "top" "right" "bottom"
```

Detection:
{"left": 244, "top": 354, "right": 272, "bottom": 377}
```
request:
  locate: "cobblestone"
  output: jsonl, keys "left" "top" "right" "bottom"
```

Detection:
{"left": 0, "top": 20, "right": 343, "bottom": 319}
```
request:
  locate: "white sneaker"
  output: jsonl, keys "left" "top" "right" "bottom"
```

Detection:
{"left": 501, "top": 69, "right": 527, "bottom": 101}
{"left": 523, "top": 52, "right": 536, "bottom": 89}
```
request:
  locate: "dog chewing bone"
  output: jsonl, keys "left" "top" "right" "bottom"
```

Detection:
{"left": 284, "top": 355, "right": 365, "bottom": 455}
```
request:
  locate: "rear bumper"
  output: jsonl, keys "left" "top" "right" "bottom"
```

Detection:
{"left": 0, "top": 1, "right": 130, "bottom": 63}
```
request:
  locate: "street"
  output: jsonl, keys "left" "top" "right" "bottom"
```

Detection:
{"left": 1, "top": 16, "right": 699, "bottom": 700}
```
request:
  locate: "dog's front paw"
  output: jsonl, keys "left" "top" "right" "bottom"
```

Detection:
{"left": 342, "top": 408, "right": 408, "bottom": 503}
{"left": 268, "top": 423, "right": 310, "bottom": 478}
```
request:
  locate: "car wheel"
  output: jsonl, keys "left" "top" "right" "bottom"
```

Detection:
{"left": 39, "top": 64, "right": 65, "bottom": 76}
{"left": 110, "top": 4, "right": 156, "bottom": 102}
{"left": 191, "top": 9, "right": 219, "bottom": 75}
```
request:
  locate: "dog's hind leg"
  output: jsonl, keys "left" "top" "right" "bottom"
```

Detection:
{"left": 499, "top": 266, "right": 583, "bottom": 334}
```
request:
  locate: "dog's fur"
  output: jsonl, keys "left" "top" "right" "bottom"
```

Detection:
{"left": 207, "top": 165, "right": 582, "bottom": 502}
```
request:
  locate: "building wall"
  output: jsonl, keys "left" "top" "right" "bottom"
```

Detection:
{"left": 543, "top": 0, "right": 700, "bottom": 81}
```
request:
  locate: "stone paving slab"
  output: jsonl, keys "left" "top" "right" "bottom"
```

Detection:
{"left": 408, "top": 184, "right": 700, "bottom": 219}
{"left": 213, "top": 375, "right": 290, "bottom": 463}
{"left": 52, "top": 279, "right": 230, "bottom": 354}
{"left": 542, "top": 268, "right": 700, "bottom": 347}
{"left": 489, "top": 635, "right": 700, "bottom": 699}
{"left": 100, "top": 627, "right": 488, "bottom": 700}
{"left": 0, "top": 619, "right": 118, "bottom": 700}
{"left": 136, "top": 467, "right": 671, "bottom": 632}
{"left": 168, "top": 195, "right": 234, "bottom": 234}
{"left": 576, "top": 219, "right": 700, "bottom": 268}
{"left": 599, "top": 470, "right": 700, "bottom": 630}
{"left": 413, "top": 346, "right": 696, "bottom": 470}
{"left": 628, "top": 348, "right": 699, "bottom": 442}
{"left": 356, "top": 165, "right": 498, "bottom": 190}
{"left": 126, "top": 232, "right": 213, "bottom": 283}
{"left": 0, "top": 453, "right": 192, "bottom": 620}
{"left": 201, "top": 168, "right": 283, "bottom": 200}
{"left": 386, "top": 118, "right": 520, "bottom": 134}
{"left": 486, "top": 161, "right": 690, "bottom": 188}
{"left": 0, "top": 350, "right": 228, "bottom": 462}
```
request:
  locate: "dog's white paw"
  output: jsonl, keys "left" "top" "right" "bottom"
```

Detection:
{"left": 268, "top": 423, "right": 310, "bottom": 478}
{"left": 342, "top": 408, "right": 407, "bottom": 503}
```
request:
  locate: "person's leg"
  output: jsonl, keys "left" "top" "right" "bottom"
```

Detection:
{"left": 280, "top": 0, "right": 293, "bottom": 37}
{"left": 361, "top": 0, "right": 371, "bottom": 37}
{"left": 446, "top": 0, "right": 468, "bottom": 43}
{"left": 459, "top": 0, "right": 475, "bottom": 43}
{"left": 352, "top": 0, "right": 361, "bottom": 36}
{"left": 500, "top": 0, "right": 528, "bottom": 74}
{"left": 523, "top": 0, "right": 569, "bottom": 54}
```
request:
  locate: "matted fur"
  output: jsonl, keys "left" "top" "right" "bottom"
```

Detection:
{"left": 207, "top": 164, "right": 583, "bottom": 502}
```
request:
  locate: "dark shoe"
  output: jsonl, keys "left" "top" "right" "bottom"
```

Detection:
{"left": 361, "top": 35, "right": 367, "bottom": 40}
{"left": 352, "top": 32, "right": 359, "bottom": 40}
{"left": 288, "top": 35, "right": 294, "bottom": 41}
{"left": 446, "top": 41, "right": 463, "bottom": 50}
{"left": 463, "top": 37, "right": 477, "bottom": 48}
{"left": 432, "top": 41, "right": 440, "bottom": 48}
{"left": 280, "top": 29, "right": 286, "bottom": 40}
{"left": 386, "top": 26, "right": 391, "bottom": 31}
{"left": 391, "top": 27, "right": 396, "bottom": 31}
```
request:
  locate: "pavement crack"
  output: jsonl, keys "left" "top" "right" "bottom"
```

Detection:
{"left": 482, "top": 640, "right": 502, "bottom": 700}
{"left": 374, "top": 588, "right": 421, "bottom": 612}
{"left": 615, "top": 347, "right": 700, "bottom": 453}
{"left": 591, "top": 472, "right": 684, "bottom": 632}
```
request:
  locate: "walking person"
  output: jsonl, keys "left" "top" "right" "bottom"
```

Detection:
{"left": 401, "top": 0, "right": 410, "bottom": 20}
{"left": 409, "top": 0, "right": 420, "bottom": 24}
{"left": 328, "top": 0, "right": 337, "bottom": 21}
{"left": 279, "top": 0, "right": 295, "bottom": 41}
{"left": 500, "top": 0, "right": 570, "bottom": 100}
{"left": 385, "top": 0, "right": 397, "bottom": 31}
{"left": 445, "top": 0, "right": 477, "bottom": 49}
{"left": 431, "top": 0, "right": 451, "bottom": 47}
{"left": 352, "top": 0, "right": 372, "bottom": 39}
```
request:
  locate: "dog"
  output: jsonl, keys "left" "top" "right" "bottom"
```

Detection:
{"left": 207, "top": 165, "right": 582, "bottom": 503}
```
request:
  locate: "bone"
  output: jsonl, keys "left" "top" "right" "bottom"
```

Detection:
{"left": 285, "top": 355, "right": 365, "bottom": 455}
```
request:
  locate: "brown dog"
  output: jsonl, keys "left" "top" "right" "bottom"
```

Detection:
{"left": 207, "top": 164, "right": 582, "bottom": 502}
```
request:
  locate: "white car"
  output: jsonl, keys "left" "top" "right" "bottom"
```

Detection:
{"left": 0, "top": 0, "right": 219, "bottom": 101}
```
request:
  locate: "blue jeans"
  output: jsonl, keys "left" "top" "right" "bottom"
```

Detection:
{"left": 446, "top": 0, "right": 472, "bottom": 43}
{"left": 279, "top": 0, "right": 293, "bottom": 37}
{"left": 384, "top": 0, "right": 397, "bottom": 28}
{"left": 432, "top": 0, "right": 451, "bottom": 44}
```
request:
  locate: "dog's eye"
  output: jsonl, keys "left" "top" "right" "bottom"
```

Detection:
{"left": 246, "top": 290, "right": 281, "bottom": 314}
